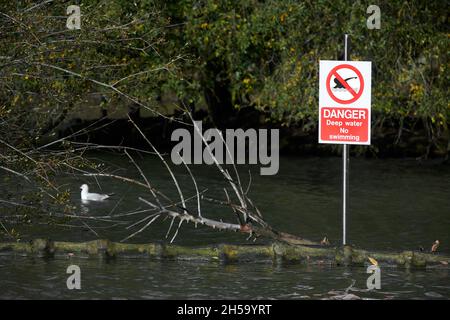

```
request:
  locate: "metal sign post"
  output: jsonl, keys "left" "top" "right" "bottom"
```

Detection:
{"left": 318, "top": 35, "right": 372, "bottom": 247}
{"left": 343, "top": 34, "right": 349, "bottom": 246}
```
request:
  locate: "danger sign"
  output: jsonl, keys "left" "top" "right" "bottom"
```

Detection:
{"left": 319, "top": 60, "right": 372, "bottom": 145}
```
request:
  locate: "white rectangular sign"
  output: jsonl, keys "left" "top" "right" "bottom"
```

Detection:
{"left": 319, "top": 60, "right": 372, "bottom": 145}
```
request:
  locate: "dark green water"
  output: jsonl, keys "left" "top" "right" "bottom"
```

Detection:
{"left": 1, "top": 154, "right": 449, "bottom": 299}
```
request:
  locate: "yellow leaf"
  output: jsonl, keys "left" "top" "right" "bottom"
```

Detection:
{"left": 368, "top": 257, "right": 378, "bottom": 266}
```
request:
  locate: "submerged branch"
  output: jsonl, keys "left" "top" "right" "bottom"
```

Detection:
{"left": 1, "top": 239, "right": 449, "bottom": 270}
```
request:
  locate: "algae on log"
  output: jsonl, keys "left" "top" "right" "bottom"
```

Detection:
{"left": 0, "top": 239, "right": 449, "bottom": 269}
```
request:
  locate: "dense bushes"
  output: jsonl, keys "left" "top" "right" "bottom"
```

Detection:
{"left": 161, "top": 0, "right": 448, "bottom": 154}
{"left": 0, "top": 0, "right": 448, "bottom": 152}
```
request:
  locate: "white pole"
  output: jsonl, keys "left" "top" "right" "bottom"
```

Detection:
{"left": 343, "top": 34, "right": 349, "bottom": 246}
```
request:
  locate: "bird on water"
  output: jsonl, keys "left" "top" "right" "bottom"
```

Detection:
{"left": 80, "top": 184, "right": 113, "bottom": 201}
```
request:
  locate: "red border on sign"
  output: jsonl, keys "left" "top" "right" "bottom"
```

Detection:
{"left": 326, "top": 64, "right": 364, "bottom": 104}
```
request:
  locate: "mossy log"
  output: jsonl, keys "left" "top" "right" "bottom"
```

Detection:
{"left": 0, "top": 239, "right": 448, "bottom": 269}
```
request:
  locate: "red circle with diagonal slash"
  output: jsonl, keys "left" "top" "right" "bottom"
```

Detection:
{"left": 326, "top": 64, "right": 364, "bottom": 104}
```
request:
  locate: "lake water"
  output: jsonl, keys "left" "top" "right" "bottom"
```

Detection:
{"left": 1, "top": 154, "right": 449, "bottom": 299}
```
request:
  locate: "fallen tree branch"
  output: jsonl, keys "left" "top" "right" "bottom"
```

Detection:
{"left": 1, "top": 239, "right": 448, "bottom": 270}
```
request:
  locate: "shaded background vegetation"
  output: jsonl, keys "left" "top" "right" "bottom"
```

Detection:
{"left": 1, "top": 0, "right": 448, "bottom": 155}
{"left": 162, "top": 0, "right": 448, "bottom": 156}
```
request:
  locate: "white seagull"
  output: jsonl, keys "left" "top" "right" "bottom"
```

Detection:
{"left": 80, "top": 184, "right": 113, "bottom": 201}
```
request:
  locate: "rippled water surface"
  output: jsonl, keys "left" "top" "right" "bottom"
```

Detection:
{"left": 1, "top": 155, "right": 449, "bottom": 299}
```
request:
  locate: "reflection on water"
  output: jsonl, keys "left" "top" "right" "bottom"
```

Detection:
{"left": 0, "top": 154, "right": 449, "bottom": 299}
{"left": 80, "top": 201, "right": 90, "bottom": 214}
{"left": 0, "top": 255, "right": 449, "bottom": 300}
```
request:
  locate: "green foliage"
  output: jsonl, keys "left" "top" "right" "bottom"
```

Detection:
{"left": 162, "top": 0, "right": 448, "bottom": 130}
{"left": 2, "top": 0, "right": 447, "bottom": 137}
{"left": 0, "top": 0, "right": 176, "bottom": 145}
{"left": 0, "top": 0, "right": 178, "bottom": 234}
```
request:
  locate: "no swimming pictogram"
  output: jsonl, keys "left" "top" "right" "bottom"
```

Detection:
{"left": 326, "top": 64, "right": 364, "bottom": 104}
